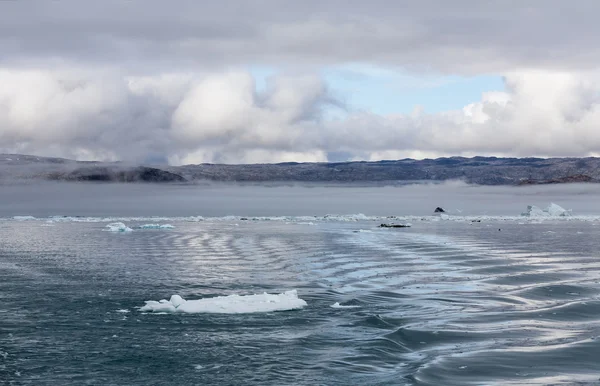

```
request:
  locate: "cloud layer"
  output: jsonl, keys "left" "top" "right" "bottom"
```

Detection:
{"left": 2, "top": 68, "right": 600, "bottom": 164}
{"left": 2, "top": 1, "right": 600, "bottom": 73}
{"left": 2, "top": 1, "right": 600, "bottom": 162}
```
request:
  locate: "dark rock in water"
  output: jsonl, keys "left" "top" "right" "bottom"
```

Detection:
{"left": 471, "top": 219, "right": 481, "bottom": 223}
{"left": 434, "top": 207, "right": 446, "bottom": 213}
{"left": 379, "top": 223, "right": 411, "bottom": 228}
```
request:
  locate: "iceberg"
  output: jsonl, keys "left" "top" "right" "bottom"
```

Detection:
{"left": 105, "top": 222, "right": 133, "bottom": 232}
{"left": 138, "top": 224, "right": 175, "bottom": 229}
{"left": 545, "top": 203, "right": 571, "bottom": 216}
{"left": 521, "top": 203, "right": 571, "bottom": 217}
{"left": 140, "top": 290, "right": 307, "bottom": 314}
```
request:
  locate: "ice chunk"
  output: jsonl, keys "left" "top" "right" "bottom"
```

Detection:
{"left": 521, "top": 203, "right": 571, "bottom": 217}
{"left": 140, "top": 301, "right": 177, "bottom": 313}
{"left": 105, "top": 222, "right": 133, "bottom": 232}
{"left": 140, "top": 290, "right": 307, "bottom": 314}
{"left": 169, "top": 294, "right": 186, "bottom": 308}
{"left": 330, "top": 302, "right": 360, "bottom": 309}
{"left": 545, "top": 203, "right": 571, "bottom": 217}
{"left": 138, "top": 224, "right": 175, "bottom": 229}
{"left": 521, "top": 205, "right": 547, "bottom": 217}
{"left": 13, "top": 216, "right": 36, "bottom": 221}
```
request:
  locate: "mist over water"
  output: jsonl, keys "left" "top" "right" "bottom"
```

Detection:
{"left": 2, "top": 181, "right": 600, "bottom": 217}
{"left": 3, "top": 183, "right": 600, "bottom": 385}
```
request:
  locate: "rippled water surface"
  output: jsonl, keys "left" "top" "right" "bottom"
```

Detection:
{"left": 3, "top": 185, "right": 600, "bottom": 385}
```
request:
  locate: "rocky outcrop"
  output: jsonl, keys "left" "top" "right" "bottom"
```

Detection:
{"left": 46, "top": 166, "right": 186, "bottom": 183}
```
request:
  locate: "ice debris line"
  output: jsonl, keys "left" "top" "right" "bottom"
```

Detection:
{"left": 139, "top": 290, "right": 307, "bottom": 314}
{"left": 137, "top": 224, "right": 175, "bottom": 229}
{"left": 521, "top": 203, "right": 572, "bottom": 217}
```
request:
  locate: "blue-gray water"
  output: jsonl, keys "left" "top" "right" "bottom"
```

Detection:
{"left": 3, "top": 183, "right": 600, "bottom": 385}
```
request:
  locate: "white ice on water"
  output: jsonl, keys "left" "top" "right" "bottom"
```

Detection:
{"left": 105, "top": 222, "right": 133, "bottom": 232}
{"left": 521, "top": 203, "right": 571, "bottom": 217}
{"left": 138, "top": 224, "right": 175, "bottom": 229}
{"left": 13, "top": 216, "right": 36, "bottom": 221}
{"left": 330, "top": 302, "right": 360, "bottom": 309}
{"left": 140, "top": 290, "right": 307, "bottom": 314}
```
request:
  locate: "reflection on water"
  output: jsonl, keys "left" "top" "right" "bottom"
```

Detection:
{"left": 2, "top": 217, "right": 600, "bottom": 385}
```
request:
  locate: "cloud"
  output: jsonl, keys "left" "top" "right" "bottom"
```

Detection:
{"left": 1, "top": 1, "right": 600, "bottom": 73}
{"left": 2, "top": 67, "right": 600, "bottom": 163}
{"left": 0, "top": 68, "right": 333, "bottom": 163}
{"left": 3, "top": 2, "right": 600, "bottom": 163}
{"left": 330, "top": 70, "right": 600, "bottom": 158}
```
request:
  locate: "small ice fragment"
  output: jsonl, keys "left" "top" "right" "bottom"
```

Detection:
{"left": 13, "top": 216, "right": 36, "bottom": 221}
{"left": 330, "top": 302, "right": 360, "bottom": 309}
{"left": 138, "top": 224, "right": 175, "bottom": 229}
{"left": 105, "top": 222, "right": 133, "bottom": 232}
{"left": 115, "top": 309, "right": 130, "bottom": 313}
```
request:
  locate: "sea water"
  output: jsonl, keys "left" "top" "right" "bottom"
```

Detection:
{"left": 2, "top": 182, "right": 600, "bottom": 385}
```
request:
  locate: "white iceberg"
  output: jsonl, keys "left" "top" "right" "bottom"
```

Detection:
{"left": 105, "top": 222, "right": 133, "bottom": 232}
{"left": 140, "top": 290, "right": 307, "bottom": 314}
{"left": 138, "top": 224, "right": 175, "bottom": 229}
{"left": 545, "top": 203, "right": 571, "bottom": 216}
{"left": 521, "top": 203, "right": 571, "bottom": 217}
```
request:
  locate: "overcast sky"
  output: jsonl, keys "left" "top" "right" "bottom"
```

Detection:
{"left": 1, "top": 0, "right": 600, "bottom": 164}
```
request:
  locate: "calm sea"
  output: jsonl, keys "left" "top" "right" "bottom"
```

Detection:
{"left": 2, "top": 182, "right": 600, "bottom": 385}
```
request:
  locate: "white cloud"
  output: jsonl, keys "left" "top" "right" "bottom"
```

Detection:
{"left": 2, "top": 67, "right": 600, "bottom": 163}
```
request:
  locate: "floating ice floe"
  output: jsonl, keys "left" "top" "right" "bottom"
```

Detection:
{"left": 13, "top": 216, "right": 36, "bottom": 221}
{"left": 105, "top": 222, "right": 133, "bottom": 232}
{"left": 521, "top": 203, "right": 571, "bottom": 217}
{"left": 137, "top": 224, "right": 175, "bottom": 229}
{"left": 140, "top": 290, "right": 307, "bottom": 314}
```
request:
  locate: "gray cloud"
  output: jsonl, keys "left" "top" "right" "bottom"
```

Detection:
{"left": 2, "top": 0, "right": 600, "bottom": 73}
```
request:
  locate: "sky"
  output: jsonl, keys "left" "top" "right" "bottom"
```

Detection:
{"left": 1, "top": 0, "right": 600, "bottom": 164}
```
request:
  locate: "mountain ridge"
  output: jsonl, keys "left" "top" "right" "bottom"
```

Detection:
{"left": 1, "top": 154, "right": 599, "bottom": 185}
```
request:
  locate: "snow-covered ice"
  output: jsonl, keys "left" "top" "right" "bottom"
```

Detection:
{"left": 105, "top": 222, "right": 133, "bottom": 232}
{"left": 140, "top": 290, "right": 307, "bottom": 314}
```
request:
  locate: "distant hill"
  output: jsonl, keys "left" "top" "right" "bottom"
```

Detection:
{"left": 1, "top": 154, "right": 600, "bottom": 185}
